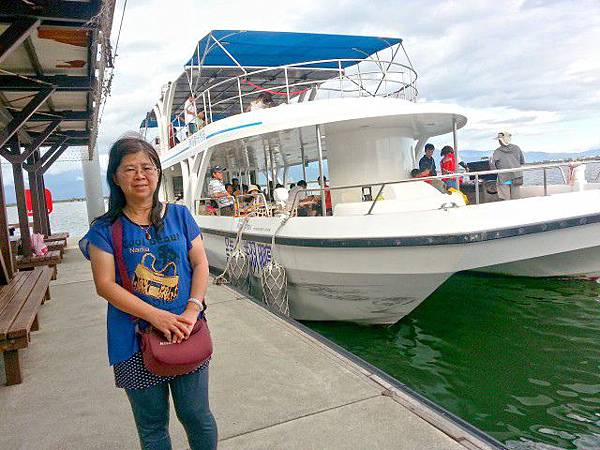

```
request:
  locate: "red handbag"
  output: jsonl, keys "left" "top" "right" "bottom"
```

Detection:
{"left": 111, "top": 218, "right": 213, "bottom": 376}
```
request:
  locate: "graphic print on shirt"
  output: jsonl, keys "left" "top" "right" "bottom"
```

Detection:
{"left": 132, "top": 252, "right": 179, "bottom": 301}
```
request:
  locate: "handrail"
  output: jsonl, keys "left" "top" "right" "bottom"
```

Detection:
{"left": 286, "top": 158, "right": 600, "bottom": 216}
{"left": 187, "top": 57, "right": 418, "bottom": 123}
{"left": 191, "top": 158, "right": 599, "bottom": 218}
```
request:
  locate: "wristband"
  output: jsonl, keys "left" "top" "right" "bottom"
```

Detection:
{"left": 188, "top": 297, "right": 204, "bottom": 310}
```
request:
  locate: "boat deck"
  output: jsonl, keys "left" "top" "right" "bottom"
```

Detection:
{"left": 0, "top": 242, "right": 500, "bottom": 449}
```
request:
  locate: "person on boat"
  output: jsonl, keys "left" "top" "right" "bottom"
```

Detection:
{"left": 231, "top": 178, "right": 241, "bottom": 195}
{"left": 184, "top": 95, "right": 198, "bottom": 136}
{"left": 316, "top": 176, "right": 333, "bottom": 215}
{"left": 440, "top": 145, "right": 459, "bottom": 190}
{"left": 247, "top": 92, "right": 274, "bottom": 111}
{"left": 78, "top": 137, "right": 218, "bottom": 450}
{"left": 410, "top": 168, "right": 446, "bottom": 193}
{"left": 238, "top": 185, "right": 269, "bottom": 216}
{"left": 418, "top": 143, "right": 437, "bottom": 176}
{"left": 273, "top": 183, "right": 289, "bottom": 207}
{"left": 207, "top": 166, "right": 235, "bottom": 216}
{"left": 225, "top": 182, "right": 234, "bottom": 196}
{"left": 491, "top": 131, "right": 525, "bottom": 200}
{"left": 288, "top": 180, "right": 315, "bottom": 216}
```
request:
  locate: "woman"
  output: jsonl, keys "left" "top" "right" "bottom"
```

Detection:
{"left": 440, "top": 145, "right": 459, "bottom": 190}
{"left": 79, "top": 137, "right": 218, "bottom": 449}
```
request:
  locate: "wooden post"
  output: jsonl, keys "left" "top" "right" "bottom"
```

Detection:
{"left": 0, "top": 164, "right": 13, "bottom": 283}
{"left": 13, "top": 161, "right": 32, "bottom": 256}
{"left": 3, "top": 350, "right": 22, "bottom": 385}
{"left": 27, "top": 152, "right": 42, "bottom": 234}
{"left": 39, "top": 176, "right": 51, "bottom": 236}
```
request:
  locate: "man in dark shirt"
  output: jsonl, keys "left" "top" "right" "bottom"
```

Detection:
{"left": 418, "top": 143, "right": 437, "bottom": 176}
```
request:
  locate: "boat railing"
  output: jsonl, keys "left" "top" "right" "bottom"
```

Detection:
{"left": 286, "top": 158, "right": 598, "bottom": 217}
{"left": 193, "top": 193, "right": 271, "bottom": 217}
{"left": 194, "top": 57, "right": 418, "bottom": 124}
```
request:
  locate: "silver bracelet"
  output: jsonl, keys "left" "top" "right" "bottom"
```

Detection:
{"left": 188, "top": 297, "right": 204, "bottom": 309}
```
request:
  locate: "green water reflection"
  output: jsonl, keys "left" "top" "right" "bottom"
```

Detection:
{"left": 305, "top": 273, "right": 600, "bottom": 449}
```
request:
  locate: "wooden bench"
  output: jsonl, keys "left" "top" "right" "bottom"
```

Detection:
{"left": 16, "top": 250, "right": 61, "bottom": 280}
{"left": 44, "top": 232, "right": 69, "bottom": 246}
{"left": 45, "top": 241, "right": 66, "bottom": 259}
{"left": 0, "top": 266, "right": 53, "bottom": 385}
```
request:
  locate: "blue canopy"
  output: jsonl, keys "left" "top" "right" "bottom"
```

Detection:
{"left": 186, "top": 30, "right": 401, "bottom": 69}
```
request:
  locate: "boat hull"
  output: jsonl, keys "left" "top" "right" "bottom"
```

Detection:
{"left": 203, "top": 231, "right": 456, "bottom": 325}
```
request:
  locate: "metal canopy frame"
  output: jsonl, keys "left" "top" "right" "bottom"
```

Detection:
{"left": 162, "top": 30, "right": 417, "bottom": 126}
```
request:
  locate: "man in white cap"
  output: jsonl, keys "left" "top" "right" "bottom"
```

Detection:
{"left": 491, "top": 131, "right": 525, "bottom": 200}
{"left": 207, "top": 166, "right": 235, "bottom": 215}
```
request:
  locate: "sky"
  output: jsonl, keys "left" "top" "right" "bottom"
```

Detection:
{"left": 4, "top": 0, "right": 600, "bottom": 182}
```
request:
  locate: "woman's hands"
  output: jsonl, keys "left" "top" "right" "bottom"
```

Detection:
{"left": 180, "top": 304, "right": 200, "bottom": 338}
{"left": 149, "top": 309, "right": 194, "bottom": 343}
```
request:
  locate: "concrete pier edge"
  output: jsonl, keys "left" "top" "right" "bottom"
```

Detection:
{"left": 222, "top": 282, "right": 506, "bottom": 450}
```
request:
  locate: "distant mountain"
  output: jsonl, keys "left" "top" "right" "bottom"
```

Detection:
{"left": 459, "top": 148, "right": 600, "bottom": 163}
{"left": 3, "top": 168, "right": 108, "bottom": 204}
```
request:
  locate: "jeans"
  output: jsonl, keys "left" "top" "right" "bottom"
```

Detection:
{"left": 125, "top": 368, "right": 218, "bottom": 450}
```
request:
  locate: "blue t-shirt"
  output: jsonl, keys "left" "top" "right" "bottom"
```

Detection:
{"left": 79, "top": 204, "right": 202, "bottom": 366}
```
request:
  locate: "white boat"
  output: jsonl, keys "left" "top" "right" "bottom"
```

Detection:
{"left": 143, "top": 30, "right": 600, "bottom": 324}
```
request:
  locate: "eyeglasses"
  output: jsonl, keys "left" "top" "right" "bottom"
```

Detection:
{"left": 118, "top": 165, "right": 160, "bottom": 177}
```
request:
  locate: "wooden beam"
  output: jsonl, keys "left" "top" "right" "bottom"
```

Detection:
{"left": 40, "top": 142, "right": 69, "bottom": 174}
{"left": 25, "top": 136, "right": 67, "bottom": 173}
{"left": 0, "top": 1, "right": 100, "bottom": 23}
{"left": 0, "top": 86, "right": 54, "bottom": 150}
{"left": 0, "top": 17, "right": 40, "bottom": 65}
{"left": 16, "top": 118, "right": 61, "bottom": 164}
{"left": 11, "top": 109, "right": 89, "bottom": 122}
{"left": 0, "top": 75, "right": 92, "bottom": 92}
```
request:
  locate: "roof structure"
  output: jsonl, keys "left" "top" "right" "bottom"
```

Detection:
{"left": 0, "top": 0, "right": 115, "bottom": 158}
{"left": 168, "top": 30, "right": 404, "bottom": 122}
{"left": 186, "top": 30, "right": 402, "bottom": 69}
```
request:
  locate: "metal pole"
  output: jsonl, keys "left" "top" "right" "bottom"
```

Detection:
{"left": 452, "top": 117, "right": 459, "bottom": 189}
{"left": 338, "top": 60, "right": 344, "bottom": 97}
{"left": 284, "top": 67, "right": 290, "bottom": 103}
{"left": 316, "top": 124, "right": 326, "bottom": 217}
{"left": 268, "top": 145, "right": 277, "bottom": 198}
{"left": 543, "top": 168, "right": 547, "bottom": 196}
{"left": 475, "top": 174, "right": 480, "bottom": 204}
{"left": 300, "top": 144, "right": 307, "bottom": 181}
{"left": 262, "top": 144, "right": 270, "bottom": 192}
{"left": 207, "top": 90, "right": 213, "bottom": 123}
{"left": 237, "top": 78, "right": 243, "bottom": 113}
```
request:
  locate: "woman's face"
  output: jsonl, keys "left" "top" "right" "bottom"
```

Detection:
{"left": 113, "top": 151, "right": 160, "bottom": 204}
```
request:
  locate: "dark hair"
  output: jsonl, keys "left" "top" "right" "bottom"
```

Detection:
{"left": 275, "top": 183, "right": 284, "bottom": 189}
{"left": 297, "top": 180, "right": 307, "bottom": 188}
{"left": 257, "top": 92, "right": 274, "bottom": 104}
{"left": 225, "top": 182, "right": 232, "bottom": 188}
{"left": 231, "top": 178, "right": 240, "bottom": 184}
{"left": 242, "top": 183, "right": 249, "bottom": 191}
{"left": 424, "top": 143, "right": 434, "bottom": 151}
{"left": 289, "top": 183, "right": 296, "bottom": 189}
{"left": 410, "top": 169, "right": 420, "bottom": 178}
{"left": 441, "top": 145, "right": 454, "bottom": 156}
{"left": 93, "top": 137, "right": 164, "bottom": 230}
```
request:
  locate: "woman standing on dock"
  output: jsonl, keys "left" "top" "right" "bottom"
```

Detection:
{"left": 79, "top": 136, "right": 218, "bottom": 450}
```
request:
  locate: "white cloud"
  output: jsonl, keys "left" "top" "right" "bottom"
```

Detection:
{"left": 94, "top": 0, "right": 600, "bottom": 155}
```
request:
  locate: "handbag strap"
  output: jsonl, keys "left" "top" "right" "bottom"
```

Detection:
{"left": 110, "top": 217, "right": 133, "bottom": 292}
